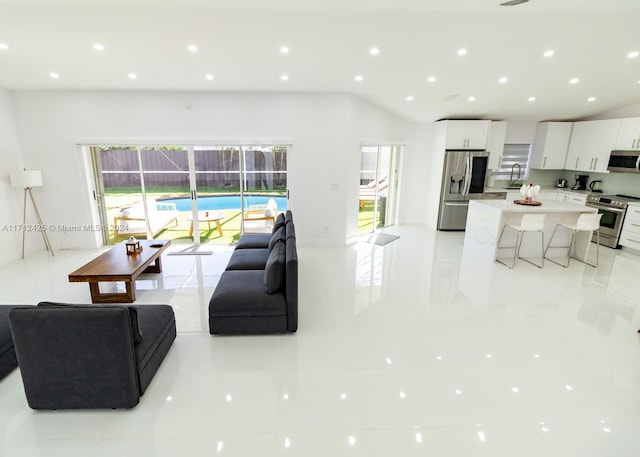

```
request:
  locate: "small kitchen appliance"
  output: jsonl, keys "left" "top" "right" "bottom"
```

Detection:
{"left": 556, "top": 178, "right": 567, "bottom": 188}
{"left": 589, "top": 180, "right": 603, "bottom": 193}
{"left": 572, "top": 174, "right": 589, "bottom": 190}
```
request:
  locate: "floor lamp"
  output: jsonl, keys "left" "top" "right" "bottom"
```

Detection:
{"left": 10, "top": 169, "right": 54, "bottom": 259}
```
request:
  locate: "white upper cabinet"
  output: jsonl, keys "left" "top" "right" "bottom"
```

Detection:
{"left": 565, "top": 119, "right": 620, "bottom": 173}
{"left": 530, "top": 122, "right": 573, "bottom": 169}
{"left": 615, "top": 118, "right": 640, "bottom": 150}
{"left": 486, "top": 121, "right": 507, "bottom": 170}
{"left": 443, "top": 120, "right": 491, "bottom": 150}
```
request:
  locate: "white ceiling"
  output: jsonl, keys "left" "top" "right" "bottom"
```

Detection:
{"left": 0, "top": 0, "right": 639, "bottom": 122}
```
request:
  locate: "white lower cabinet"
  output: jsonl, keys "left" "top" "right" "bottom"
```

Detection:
{"left": 620, "top": 203, "right": 640, "bottom": 250}
{"left": 556, "top": 191, "right": 586, "bottom": 205}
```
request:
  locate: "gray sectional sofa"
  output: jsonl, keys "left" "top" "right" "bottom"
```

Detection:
{"left": 209, "top": 210, "right": 298, "bottom": 334}
{"left": 8, "top": 303, "right": 176, "bottom": 409}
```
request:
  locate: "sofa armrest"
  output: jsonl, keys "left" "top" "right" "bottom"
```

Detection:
{"left": 285, "top": 237, "right": 298, "bottom": 332}
{"left": 9, "top": 306, "right": 141, "bottom": 409}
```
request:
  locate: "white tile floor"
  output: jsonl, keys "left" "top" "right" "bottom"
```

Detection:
{"left": 1, "top": 225, "right": 640, "bottom": 456}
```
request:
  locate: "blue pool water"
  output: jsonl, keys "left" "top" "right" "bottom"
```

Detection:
{"left": 160, "top": 195, "right": 287, "bottom": 212}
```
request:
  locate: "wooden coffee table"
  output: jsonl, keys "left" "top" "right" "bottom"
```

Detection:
{"left": 68, "top": 240, "right": 171, "bottom": 303}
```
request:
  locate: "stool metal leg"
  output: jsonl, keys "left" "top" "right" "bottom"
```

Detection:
{"left": 518, "top": 230, "right": 544, "bottom": 269}
{"left": 496, "top": 224, "right": 518, "bottom": 269}
{"left": 544, "top": 224, "right": 572, "bottom": 268}
{"left": 582, "top": 230, "right": 599, "bottom": 268}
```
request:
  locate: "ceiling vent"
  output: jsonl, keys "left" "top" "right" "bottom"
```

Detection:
{"left": 500, "top": 0, "right": 529, "bottom": 6}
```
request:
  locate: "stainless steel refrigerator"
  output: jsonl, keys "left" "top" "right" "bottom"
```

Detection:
{"left": 437, "top": 150, "right": 489, "bottom": 230}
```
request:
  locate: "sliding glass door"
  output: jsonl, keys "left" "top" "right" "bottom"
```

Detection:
{"left": 241, "top": 146, "right": 288, "bottom": 234}
{"left": 358, "top": 144, "right": 401, "bottom": 235}
{"left": 89, "top": 143, "right": 288, "bottom": 246}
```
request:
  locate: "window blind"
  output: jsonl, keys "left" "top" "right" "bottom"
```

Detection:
{"left": 492, "top": 144, "right": 531, "bottom": 181}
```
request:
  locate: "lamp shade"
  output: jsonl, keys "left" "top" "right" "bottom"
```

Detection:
{"left": 10, "top": 170, "right": 43, "bottom": 188}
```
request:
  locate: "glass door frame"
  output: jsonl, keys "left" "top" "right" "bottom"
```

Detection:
{"left": 88, "top": 142, "right": 289, "bottom": 247}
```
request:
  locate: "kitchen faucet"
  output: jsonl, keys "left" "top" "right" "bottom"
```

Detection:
{"left": 510, "top": 163, "right": 521, "bottom": 186}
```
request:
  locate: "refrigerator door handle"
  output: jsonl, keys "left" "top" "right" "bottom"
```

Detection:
{"left": 443, "top": 201, "right": 469, "bottom": 207}
{"left": 463, "top": 154, "right": 472, "bottom": 196}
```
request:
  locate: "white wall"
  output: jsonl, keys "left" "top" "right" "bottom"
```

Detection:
{"left": 0, "top": 90, "right": 25, "bottom": 264}
{"left": 9, "top": 90, "right": 415, "bottom": 251}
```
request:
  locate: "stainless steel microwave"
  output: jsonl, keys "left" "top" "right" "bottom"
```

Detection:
{"left": 608, "top": 150, "right": 640, "bottom": 173}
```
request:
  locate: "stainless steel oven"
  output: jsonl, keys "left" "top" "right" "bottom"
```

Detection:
{"left": 585, "top": 194, "right": 640, "bottom": 248}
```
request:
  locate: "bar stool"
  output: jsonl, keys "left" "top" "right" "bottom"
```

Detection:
{"left": 544, "top": 213, "right": 602, "bottom": 268}
{"left": 496, "top": 214, "right": 546, "bottom": 269}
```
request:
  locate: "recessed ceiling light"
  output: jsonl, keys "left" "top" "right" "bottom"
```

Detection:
{"left": 281, "top": 74, "right": 289, "bottom": 81}
{"left": 528, "top": 96, "right": 536, "bottom": 102}
{"left": 93, "top": 43, "right": 104, "bottom": 51}
{"left": 543, "top": 50, "right": 555, "bottom": 57}
{"left": 280, "top": 46, "right": 289, "bottom": 54}
{"left": 369, "top": 47, "right": 380, "bottom": 55}
{"left": 128, "top": 73, "right": 137, "bottom": 80}
{"left": 0, "top": 43, "right": 8, "bottom": 50}
{"left": 457, "top": 48, "right": 467, "bottom": 56}
{"left": 499, "top": 77, "right": 509, "bottom": 83}
{"left": 188, "top": 45, "right": 198, "bottom": 53}
{"left": 205, "top": 74, "right": 214, "bottom": 81}
{"left": 406, "top": 95, "right": 414, "bottom": 101}
{"left": 627, "top": 51, "right": 639, "bottom": 59}
{"left": 468, "top": 96, "right": 476, "bottom": 102}
{"left": 587, "top": 97, "right": 596, "bottom": 102}
{"left": 427, "top": 76, "right": 436, "bottom": 83}
{"left": 49, "top": 72, "right": 59, "bottom": 79}
{"left": 354, "top": 75, "right": 363, "bottom": 82}
{"left": 569, "top": 78, "right": 579, "bottom": 84}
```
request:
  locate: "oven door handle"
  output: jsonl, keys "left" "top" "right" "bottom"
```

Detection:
{"left": 586, "top": 204, "right": 626, "bottom": 214}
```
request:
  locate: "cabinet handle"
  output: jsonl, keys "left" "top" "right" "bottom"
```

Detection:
{"left": 634, "top": 139, "right": 638, "bottom": 149}
{"left": 631, "top": 223, "right": 640, "bottom": 227}
{"left": 575, "top": 157, "right": 579, "bottom": 168}
{"left": 543, "top": 156, "right": 547, "bottom": 167}
{"left": 589, "top": 158, "right": 594, "bottom": 170}
{"left": 627, "top": 238, "right": 640, "bottom": 244}
{"left": 593, "top": 158, "right": 597, "bottom": 170}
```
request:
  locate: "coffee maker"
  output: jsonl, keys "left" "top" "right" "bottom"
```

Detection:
{"left": 572, "top": 174, "right": 589, "bottom": 190}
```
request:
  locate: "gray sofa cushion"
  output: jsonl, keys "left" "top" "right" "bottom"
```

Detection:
{"left": 273, "top": 212, "right": 286, "bottom": 232}
{"left": 268, "top": 226, "right": 286, "bottom": 251}
{"left": 235, "top": 233, "right": 271, "bottom": 249}
{"left": 38, "top": 301, "right": 143, "bottom": 343}
{"left": 226, "top": 248, "right": 270, "bottom": 270}
{"left": 210, "top": 270, "right": 287, "bottom": 317}
{"left": 264, "top": 239, "right": 286, "bottom": 294}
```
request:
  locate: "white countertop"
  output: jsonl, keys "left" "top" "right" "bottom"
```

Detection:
{"left": 470, "top": 199, "right": 597, "bottom": 213}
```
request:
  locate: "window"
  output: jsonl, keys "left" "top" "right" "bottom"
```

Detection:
{"left": 492, "top": 144, "right": 531, "bottom": 181}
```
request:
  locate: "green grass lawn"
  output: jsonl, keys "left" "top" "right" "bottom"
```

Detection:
{"left": 105, "top": 188, "right": 382, "bottom": 242}
{"left": 358, "top": 201, "right": 383, "bottom": 235}
{"left": 104, "top": 188, "right": 281, "bottom": 245}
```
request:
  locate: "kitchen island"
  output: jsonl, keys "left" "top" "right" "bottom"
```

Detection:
{"left": 464, "top": 199, "right": 598, "bottom": 265}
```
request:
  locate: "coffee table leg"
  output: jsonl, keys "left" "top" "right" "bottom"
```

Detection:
{"left": 125, "top": 281, "right": 136, "bottom": 302}
{"left": 144, "top": 256, "right": 163, "bottom": 273}
{"left": 88, "top": 281, "right": 136, "bottom": 303}
{"left": 89, "top": 282, "right": 101, "bottom": 303}
{"left": 215, "top": 220, "right": 223, "bottom": 237}
{"left": 189, "top": 221, "right": 194, "bottom": 237}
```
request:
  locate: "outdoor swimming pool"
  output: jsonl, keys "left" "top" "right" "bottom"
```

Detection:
{"left": 160, "top": 195, "right": 288, "bottom": 212}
